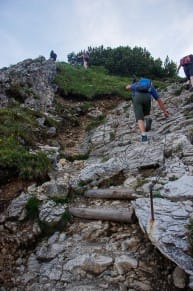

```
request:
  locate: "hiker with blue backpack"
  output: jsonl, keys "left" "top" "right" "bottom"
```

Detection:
{"left": 126, "top": 78, "right": 169, "bottom": 142}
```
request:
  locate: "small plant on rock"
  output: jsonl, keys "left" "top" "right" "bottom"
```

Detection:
{"left": 174, "top": 87, "right": 183, "bottom": 96}
{"left": 86, "top": 114, "right": 106, "bottom": 130}
{"left": 168, "top": 175, "right": 178, "bottom": 181}
{"left": 26, "top": 196, "right": 40, "bottom": 220}
{"left": 153, "top": 191, "right": 164, "bottom": 198}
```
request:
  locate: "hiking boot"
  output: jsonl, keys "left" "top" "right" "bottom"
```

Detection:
{"left": 145, "top": 118, "right": 152, "bottom": 132}
{"left": 141, "top": 134, "right": 148, "bottom": 142}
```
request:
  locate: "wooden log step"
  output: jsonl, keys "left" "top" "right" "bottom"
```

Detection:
{"left": 85, "top": 188, "right": 138, "bottom": 200}
{"left": 69, "top": 207, "right": 134, "bottom": 223}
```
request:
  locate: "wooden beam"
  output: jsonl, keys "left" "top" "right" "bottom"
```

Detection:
{"left": 85, "top": 188, "right": 137, "bottom": 200}
{"left": 69, "top": 207, "right": 134, "bottom": 223}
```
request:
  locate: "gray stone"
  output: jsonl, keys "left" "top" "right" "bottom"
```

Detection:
{"left": 172, "top": 266, "right": 186, "bottom": 289}
{"left": 162, "top": 174, "right": 193, "bottom": 199}
{"left": 7, "top": 192, "right": 31, "bottom": 219}
{"left": 114, "top": 255, "right": 138, "bottom": 274}
{"left": 133, "top": 198, "right": 193, "bottom": 275}
{"left": 39, "top": 200, "right": 66, "bottom": 224}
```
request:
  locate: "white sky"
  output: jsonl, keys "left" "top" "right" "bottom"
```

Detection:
{"left": 0, "top": 0, "right": 193, "bottom": 77}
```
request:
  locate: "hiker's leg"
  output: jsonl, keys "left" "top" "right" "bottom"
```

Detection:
{"left": 184, "top": 66, "right": 191, "bottom": 87}
{"left": 188, "top": 64, "right": 193, "bottom": 87}
{"left": 144, "top": 116, "right": 152, "bottom": 131}
{"left": 133, "top": 96, "right": 144, "bottom": 130}
{"left": 190, "top": 76, "right": 193, "bottom": 87}
{"left": 138, "top": 119, "right": 148, "bottom": 141}
{"left": 189, "top": 76, "right": 193, "bottom": 91}
{"left": 144, "top": 114, "right": 151, "bottom": 122}
{"left": 133, "top": 93, "right": 148, "bottom": 140}
{"left": 137, "top": 119, "right": 146, "bottom": 133}
{"left": 143, "top": 96, "right": 152, "bottom": 131}
{"left": 83, "top": 60, "right": 88, "bottom": 69}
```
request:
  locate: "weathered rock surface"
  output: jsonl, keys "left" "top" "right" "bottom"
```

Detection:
{"left": 1, "top": 60, "right": 193, "bottom": 290}
{"left": 0, "top": 56, "right": 56, "bottom": 110}
{"left": 133, "top": 197, "right": 193, "bottom": 275}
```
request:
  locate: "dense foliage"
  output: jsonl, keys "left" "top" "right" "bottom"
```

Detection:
{"left": 68, "top": 45, "right": 177, "bottom": 78}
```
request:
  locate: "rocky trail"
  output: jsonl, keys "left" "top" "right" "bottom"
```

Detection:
{"left": 1, "top": 75, "right": 193, "bottom": 290}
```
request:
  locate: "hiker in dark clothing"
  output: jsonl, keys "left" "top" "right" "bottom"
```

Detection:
{"left": 126, "top": 79, "right": 169, "bottom": 142}
{"left": 50, "top": 50, "right": 57, "bottom": 61}
{"left": 177, "top": 54, "right": 193, "bottom": 92}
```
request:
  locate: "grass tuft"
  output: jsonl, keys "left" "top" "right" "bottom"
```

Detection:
{"left": 26, "top": 196, "right": 40, "bottom": 220}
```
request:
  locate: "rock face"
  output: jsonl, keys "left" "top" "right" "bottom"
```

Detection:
{"left": 1, "top": 60, "right": 193, "bottom": 290}
{"left": 0, "top": 56, "right": 56, "bottom": 110}
{"left": 133, "top": 197, "right": 193, "bottom": 275}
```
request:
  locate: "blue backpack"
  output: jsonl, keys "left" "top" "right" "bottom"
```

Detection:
{"left": 135, "top": 78, "right": 152, "bottom": 93}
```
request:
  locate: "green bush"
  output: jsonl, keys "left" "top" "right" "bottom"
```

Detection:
{"left": 0, "top": 140, "right": 51, "bottom": 180}
{"left": 0, "top": 106, "right": 54, "bottom": 181}
{"left": 26, "top": 196, "right": 40, "bottom": 220}
{"left": 18, "top": 151, "right": 51, "bottom": 180}
{"left": 0, "top": 106, "right": 57, "bottom": 146}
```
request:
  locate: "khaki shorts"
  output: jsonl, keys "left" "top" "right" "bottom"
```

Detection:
{"left": 133, "top": 92, "right": 151, "bottom": 121}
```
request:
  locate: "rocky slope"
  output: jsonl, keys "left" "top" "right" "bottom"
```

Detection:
{"left": 0, "top": 58, "right": 193, "bottom": 290}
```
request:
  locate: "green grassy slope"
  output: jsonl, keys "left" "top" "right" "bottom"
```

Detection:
{"left": 55, "top": 63, "right": 133, "bottom": 100}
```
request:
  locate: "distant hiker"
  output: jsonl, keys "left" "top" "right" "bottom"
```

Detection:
{"left": 78, "top": 52, "right": 89, "bottom": 68}
{"left": 83, "top": 52, "right": 89, "bottom": 69}
{"left": 50, "top": 50, "right": 57, "bottom": 61}
{"left": 177, "top": 54, "right": 193, "bottom": 91}
{"left": 126, "top": 78, "right": 169, "bottom": 142}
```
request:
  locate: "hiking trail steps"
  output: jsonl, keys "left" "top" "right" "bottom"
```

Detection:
{"left": 69, "top": 188, "right": 138, "bottom": 222}
{"left": 2, "top": 82, "right": 193, "bottom": 290}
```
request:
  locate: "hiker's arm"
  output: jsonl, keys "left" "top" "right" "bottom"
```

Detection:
{"left": 177, "top": 64, "right": 181, "bottom": 74}
{"left": 126, "top": 83, "right": 136, "bottom": 91}
{"left": 156, "top": 98, "right": 169, "bottom": 117}
{"left": 125, "top": 85, "right": 131, "bottom": 90}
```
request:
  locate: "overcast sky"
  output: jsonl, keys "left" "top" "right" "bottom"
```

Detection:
{"left": 0, "top": 0, "right": 193, "bottom": 76}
